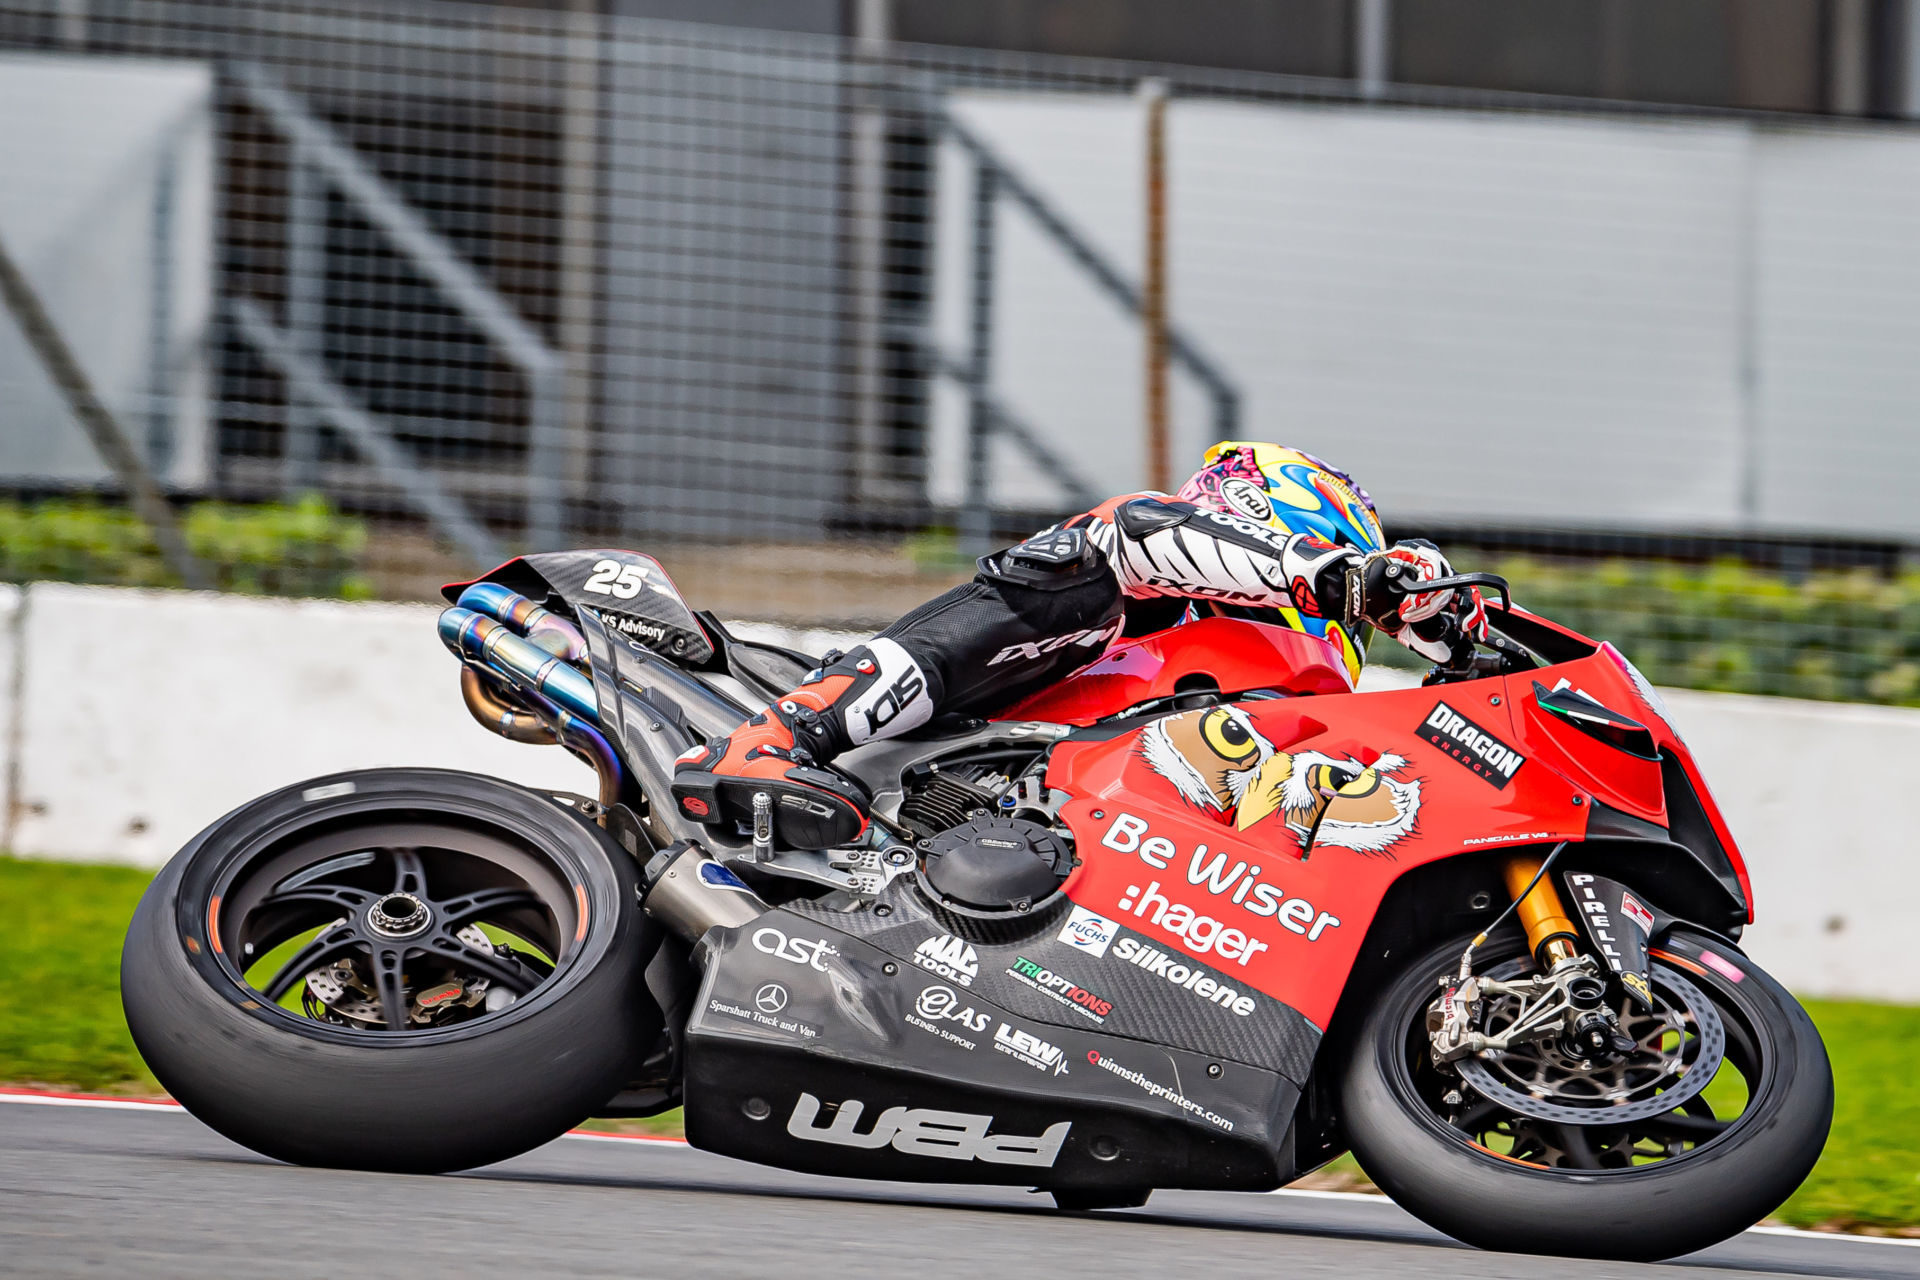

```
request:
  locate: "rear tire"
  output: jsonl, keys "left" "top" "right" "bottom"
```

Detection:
{"left": 122, "top": 768, "right": 661, "bottom": 1174}
{"left": 1338, "top": 928, "right": 1831, "bottom": 1261}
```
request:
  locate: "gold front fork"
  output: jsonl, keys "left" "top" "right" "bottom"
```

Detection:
{"left": 1502, "top": 854, "right": 1581, "bottom": 967}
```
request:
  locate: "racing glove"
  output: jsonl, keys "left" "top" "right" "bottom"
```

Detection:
{"left": 1359, "top": 540, "right": 1489, "bottom": 664}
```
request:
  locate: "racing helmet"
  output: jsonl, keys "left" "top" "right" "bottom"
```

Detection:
{"left": 1174, "top": 440, "right": 1387, "bottom": 680}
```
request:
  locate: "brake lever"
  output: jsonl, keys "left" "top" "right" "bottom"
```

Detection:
{"left": 1409, "top": 571, "right": 1513, "bottom": 614}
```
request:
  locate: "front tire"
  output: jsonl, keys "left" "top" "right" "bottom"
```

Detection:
{"left": 122, "top": 768, "right": 661, "bottom": 1174}
{"left": 1338, "top": 928, "right": 1832, "bottom": 1261}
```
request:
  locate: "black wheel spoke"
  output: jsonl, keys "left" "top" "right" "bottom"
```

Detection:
{"left": 258, "top": 884, "right": 373, "bottom": 915}
{"left": 425, "top": 934, "right": 538, "bottom": 995}
{"left": 211, "top": 823, "right": 574, "bottom": 1036}
{"left": 370, "top": 944, "right": 412, "bottom": 1030}
{"left": 436, "top": 887, "right": 540, "bottom": 928}
{"left": 261, "top": 924, "right": 360, "bottom": 1001}
{"left": 1640, "top": 1110, "right": 1731, "bottom": 1138}
{"left": 390, "top": 847, "right": 428, "bottom": 897}
{"left": 1550, "top": 1122, "right": 1604, "bottom": 1170}
{"left": 1448, "top": 1099, "right": 1507, "bottom": 1135}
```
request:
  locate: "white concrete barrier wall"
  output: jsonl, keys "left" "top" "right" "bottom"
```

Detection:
{"left": 2, "top": 583, "right": 1911, "bottom": 1001}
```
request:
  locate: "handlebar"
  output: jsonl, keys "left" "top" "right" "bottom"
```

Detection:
{"left": 1370, "top": 567, "right": 1533, "bottom": 685}
{"left": 1378, "top": 564, "right": 1513, "bottom": 614}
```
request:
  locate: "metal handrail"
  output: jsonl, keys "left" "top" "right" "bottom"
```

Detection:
{"left": 228, "top": 63, "right": 564, "bottom": 553}
{"left": 230, "top": 297, "right": 505, "bottom": 567}
{"left": 935, "top": 106, "right": 1242, "bottom": 440}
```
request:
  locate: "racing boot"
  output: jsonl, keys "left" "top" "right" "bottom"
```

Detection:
{"left": 671, "top": 639, "right": 935, "bottom": 849}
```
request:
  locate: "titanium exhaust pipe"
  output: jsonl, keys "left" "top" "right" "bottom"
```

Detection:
{"left": 438, "top": 606, "right": 599, "bottom": 722}
{"left": 459, "top": 667, "right": 556, "bottom": 744}
{"left": 455, "top": 582, "right": 588, "bottom": 661}
{"left": 642, "top": 840, "right": 770, "bottom": 942}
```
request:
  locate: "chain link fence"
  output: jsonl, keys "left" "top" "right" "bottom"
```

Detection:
{"left": 4, "top": 0, "right": 1920, "bottom": 701}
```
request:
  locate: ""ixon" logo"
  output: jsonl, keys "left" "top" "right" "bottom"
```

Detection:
{"left": 986, "top": 617, "right": 1122, "bottom": 666}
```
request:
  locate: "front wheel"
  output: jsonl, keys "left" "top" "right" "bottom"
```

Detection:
{"left": 1338, "top": 928, "right": 1832, "bottom": 1261}
{"left": 122, "top": 768, "right": 661, "bottom": 1174}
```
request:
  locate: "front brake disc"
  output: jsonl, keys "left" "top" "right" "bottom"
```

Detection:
{"left": 1452, "top": 962, "right": 1725, "bottom": 1125}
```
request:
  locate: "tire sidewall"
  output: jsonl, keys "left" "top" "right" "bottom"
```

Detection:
{"left": 1337, "top": 927, "right": 1833, "bottom": 1261}
{"left": 122, "top": 768, "right": 662, "bottom": 1174}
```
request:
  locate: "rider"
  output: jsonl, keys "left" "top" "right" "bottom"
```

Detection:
{"left": 672, "top": 441, "right": 1489, "bottom": 848}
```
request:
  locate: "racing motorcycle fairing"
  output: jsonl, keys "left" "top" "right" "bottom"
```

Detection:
{"left": 1045, "top": 680, "right": 1586, "bottom": 1031}
{"left": 998, "top": 616, "right": 1355, "bottom": 725}
{"left": 1032, "top": 620, "right": 1751, "bottom": 1032}
{"left": 443, "top": 560, "right": 1756, "bottom": 1192}
{"left": 681, "top": 905, "right": 1306, "bottom": 1191}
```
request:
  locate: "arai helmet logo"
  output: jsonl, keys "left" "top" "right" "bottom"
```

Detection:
{"left": 1219, "top": 476, "right": 1273, "bottom": 522}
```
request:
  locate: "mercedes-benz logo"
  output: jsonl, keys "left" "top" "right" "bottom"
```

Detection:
{"left": 755, "top": 983, "right": 788, "bottom": 1014}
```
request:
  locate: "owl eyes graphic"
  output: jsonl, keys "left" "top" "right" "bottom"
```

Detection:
{"left": 1199, "top": 707, "right": 1260, "bottom": 765}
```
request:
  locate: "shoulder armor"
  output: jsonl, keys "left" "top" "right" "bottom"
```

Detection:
{"left": 1114, "top": 497, "right": 1197, "bottom": 539}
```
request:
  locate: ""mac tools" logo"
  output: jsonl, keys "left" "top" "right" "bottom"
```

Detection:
{"left": 912, "top": 934, "right": 979, "bottom": 987}
{"left": 1417, "top": 702, "right": 1526, "bottom": 789}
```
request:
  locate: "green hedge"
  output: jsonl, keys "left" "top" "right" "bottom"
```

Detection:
{"left": 1475, "top": 555, "right": 1920, "bottom": 706}
{"left": 0, "top": 496, "right": 371, "bottom": 600}
{"left": 3, "top": 504, "right": 1916, "bottom": 705}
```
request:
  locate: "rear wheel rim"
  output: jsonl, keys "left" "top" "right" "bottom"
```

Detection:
{"left": 201, "top": 820, "right": 585, "bottom": 1040}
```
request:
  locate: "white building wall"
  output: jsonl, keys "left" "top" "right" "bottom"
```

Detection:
{"left": 929, "top": 95, "right": 1920, "bottom": 540}
{"left": 4, "top": 585, "right": 588, "bottom": 867}
{"left": 0, "top": 54, "right": 215, "bottom": 487}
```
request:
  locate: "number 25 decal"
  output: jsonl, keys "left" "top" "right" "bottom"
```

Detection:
{"left": 583, "top": 558, "right": 646, "bottom": 599}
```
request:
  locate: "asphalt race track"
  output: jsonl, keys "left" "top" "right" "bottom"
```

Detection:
{"left": 3, "top": 1098, "right": 1916, "bottom": 1280}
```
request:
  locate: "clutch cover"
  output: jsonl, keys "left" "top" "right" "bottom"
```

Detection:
{"left": 915, "top": 816, "right": 1071, "bottom": 918}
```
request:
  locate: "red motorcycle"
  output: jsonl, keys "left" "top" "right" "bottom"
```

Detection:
{"left": 122, "top": 548, "right": 1831, "bottom": 1262}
